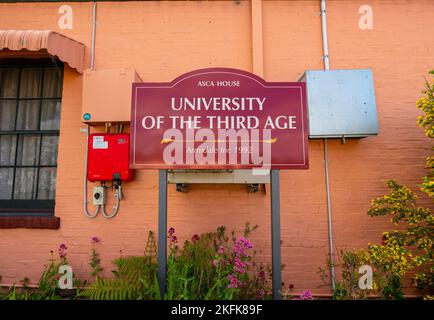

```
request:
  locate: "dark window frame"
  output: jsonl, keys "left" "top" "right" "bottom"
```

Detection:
{"left": 0, "top": 58, "right": 64, "bottom": 217}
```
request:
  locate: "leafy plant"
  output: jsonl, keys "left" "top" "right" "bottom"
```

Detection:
{"left": 81, "top": 224, "right": 272, "bottom": 300}
{"left": 319, "top": 250, "right": 373, "bottom": 300}
{"left": 323, "top": 71, "right": 434, "bottom": 300}
{"left": 0, "top": 246, "right": 69, "bottom": 300}
{"left": 89, "top": 237, "right": 103, "bottom": 279}
{"left": 80, "top": 232, "right": 159, "bottom": 300}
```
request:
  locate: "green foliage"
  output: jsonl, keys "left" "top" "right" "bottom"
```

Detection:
{"left": 366, "top": 180, "right": 433, "bottom": 297}
{"left": 0, "top": 253, "right": 64, "bottom": 300}
{"left": 35, "top": 258, "right": 62, "bottom": 300}
{"left": 319, "top": 250, "right": 373, "bottom": 300}
{"left": 78, "top": 277, "right": 136, "bottom": 300}
{"left": 80, "top": 254, "right": 159, "bottom": 300}
{"left": 89, "top": 238, "right": 103, "bottom": 279}
{"left": 164, "top": 223, "right": 270, "bottom": 300}
{"left": 335, "top": 71, "right": 434, "bottom": 299}
{"left": 417, "top": 71, "right": 434, "bottom": 139}
{"left": 417, "top": 72, "right": 434, "bottom": 200}
{"left": 81, "top": 224, "right": 272, "bottom": 300}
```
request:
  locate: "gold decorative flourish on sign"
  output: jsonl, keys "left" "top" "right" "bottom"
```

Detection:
{"left": 160, "top": 138, "right": 277, "bottom": 144}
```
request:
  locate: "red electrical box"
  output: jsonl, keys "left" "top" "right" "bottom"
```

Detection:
{"left": 87, "top": 133, "right": 133, "bottom": 182}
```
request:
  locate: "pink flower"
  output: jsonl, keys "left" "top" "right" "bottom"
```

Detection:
{"left": 212, "top": 259, "right": 218, "bottom": 267}
{"left": 233, "top": 257, "right": 248, "bottom": 274}
{"left": 218, "top": 246, "right": 225, "bottom": 255}
{"left": 226, "top": 274, "right": 241, "bottom": 289}
{"left": 234, "top": 237, "right": 253, "bottom": 257}
{"left": 91, "top": 236, "right": 100, "bottom": 244}
{"left": 192, "top": 234, "right": 200, "bottom": 242}
{"left": 171, "top": 236, "right": 178, "bottom": 244}
{"left": 294, "top": 290, "right": 313, "bottom": 300}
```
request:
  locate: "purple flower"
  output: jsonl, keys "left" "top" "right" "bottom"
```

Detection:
{"left": 234, "top": 237, "right": 253, "bottom": 257}
{"left": 226, "top": 274, "right": 241, "bottom": 289}
{"left": 171, "top": 236, "right": 178, "bottom": 244}
{"left": 257, "top": 270, "right": 266, "bottom": 282}
{"left": 58, "top": 243, "right": 68, "bottom": 259}
{"left": 218, "top": 246, "right": 225, "bottom": 255}
{"left": 91, "top": 236, "right": 100, "bottom": 244}
{"left": 257, "top": 289, "right": 265, "bottom": 299}
{"left": 192, "top": 234, "right": 200, "bottom": 242}
{"left": 168, "top": 227, "right": 175, "bottom": 237}
{"left": 233, "top": 257, "right": 248, "bottom": 274}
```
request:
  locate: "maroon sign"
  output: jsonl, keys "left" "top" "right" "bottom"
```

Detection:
{"left": 130, "top": 68, "right": 308, "bottom": 169}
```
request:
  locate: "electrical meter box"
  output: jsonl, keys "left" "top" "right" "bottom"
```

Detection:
{"left": 87, "top": 133, "right": 133, "bottom": 182}
{"left": 300, "top": 69, "right": 379, "bottom": 138}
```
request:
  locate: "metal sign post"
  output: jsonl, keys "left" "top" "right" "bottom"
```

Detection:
{"left": 270, "top": 169, "right": 282, "bottom": 300}
{"left": 157, "top": 169, "right": 168, "bottom": 299}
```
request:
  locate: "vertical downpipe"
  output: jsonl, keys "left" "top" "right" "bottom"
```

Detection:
{"left": 83, "top": 1, "right": 99, "bottom": 218}
{"left": 320, "top": 0, "right": 336, "bottom": 291}
{"left": 90, "top": 0, "right": 97, "bottom": 70}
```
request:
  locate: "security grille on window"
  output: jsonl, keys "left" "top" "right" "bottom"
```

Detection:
{"left": 0, "top": 59, "right": 63, "bottom": 216}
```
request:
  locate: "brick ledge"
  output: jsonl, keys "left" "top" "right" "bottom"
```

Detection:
{"left": 0, "top": 216, "right": 60, "bottom": 229}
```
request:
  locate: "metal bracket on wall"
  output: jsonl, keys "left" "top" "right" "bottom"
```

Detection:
{"left": 248, "top": 184, "right": 260, "bottom": 193}
{"left": 175, "top": 183, "right": 188, "bottom": 193}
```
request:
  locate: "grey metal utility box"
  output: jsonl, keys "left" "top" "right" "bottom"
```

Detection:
{"left": 300, "top": 69, "right": 379, "bottom": 138}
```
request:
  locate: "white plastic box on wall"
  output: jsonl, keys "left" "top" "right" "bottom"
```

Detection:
{"left": 168, "top": 170, "right": 270, "bottom": 184}
{"left": 300, "top": 69, "right": 379, "bottom": 138}
{"left": 81, "top": 68, "right": 142, "bottom": 125}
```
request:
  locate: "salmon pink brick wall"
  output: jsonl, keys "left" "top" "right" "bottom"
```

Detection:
{"left": 0, "top": 0, "right": 433, "bottom": 296}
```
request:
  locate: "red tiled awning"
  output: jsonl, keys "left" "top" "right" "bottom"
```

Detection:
{"left": 0, "top": 30, "right": 85, "bottom": 73}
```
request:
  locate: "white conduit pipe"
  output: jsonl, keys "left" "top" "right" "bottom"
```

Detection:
{"left": 83, "top": 1, "right": 100, "bottom": 218}
{"left": 101, "top": 184, "right": 122, "bottom": 218}
{"left": 90, "top": 0, "right": 97, "bottom": 70}
{"left": 320, "top": 0, "right": 336, "bottom": 291}
{"left": 83, "top": 125, "right": 100, "bottom": 218}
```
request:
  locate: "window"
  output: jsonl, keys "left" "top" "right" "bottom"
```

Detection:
{"left": 0, "top": 59, "right": 63, "bottom": 216}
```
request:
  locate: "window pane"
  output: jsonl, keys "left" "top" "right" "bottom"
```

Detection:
{"left": 43, "top": 68, "right": 62, "bottom": 98}
{"left": 16, "top": 100, "right": 40, "bottom": 130}
{"left": 40, "top": 135, "right": 58, "bottom": 166}
{"left": 0, "top": 68, "right": 19, "bottom": 98}
{"left": 0, "top": 135, "right": 17, "bottom": 165}
{"left": 0, "top": 168, "right": 13, "bottom": 199}
{"left": 16, "top": 134, "right": 40, "bottom": 166}
{"left": 40, "top": 100, "right": 61, "bottom": 130}
{"left": 19, "top": 68, "right": 42, "bottom": 98}
{"left": 0, "top": 100, "right": 16, "bottom": 130}
{"left": 14, "top": 167, "right": 37, "bottom": 199}
{"left": 37, "top": 167, "right": 56, "bottom": 199}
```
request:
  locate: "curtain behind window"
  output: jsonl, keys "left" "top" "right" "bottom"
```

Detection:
{"left": 0, "top": 65, "right": 62, "bottom": 201}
